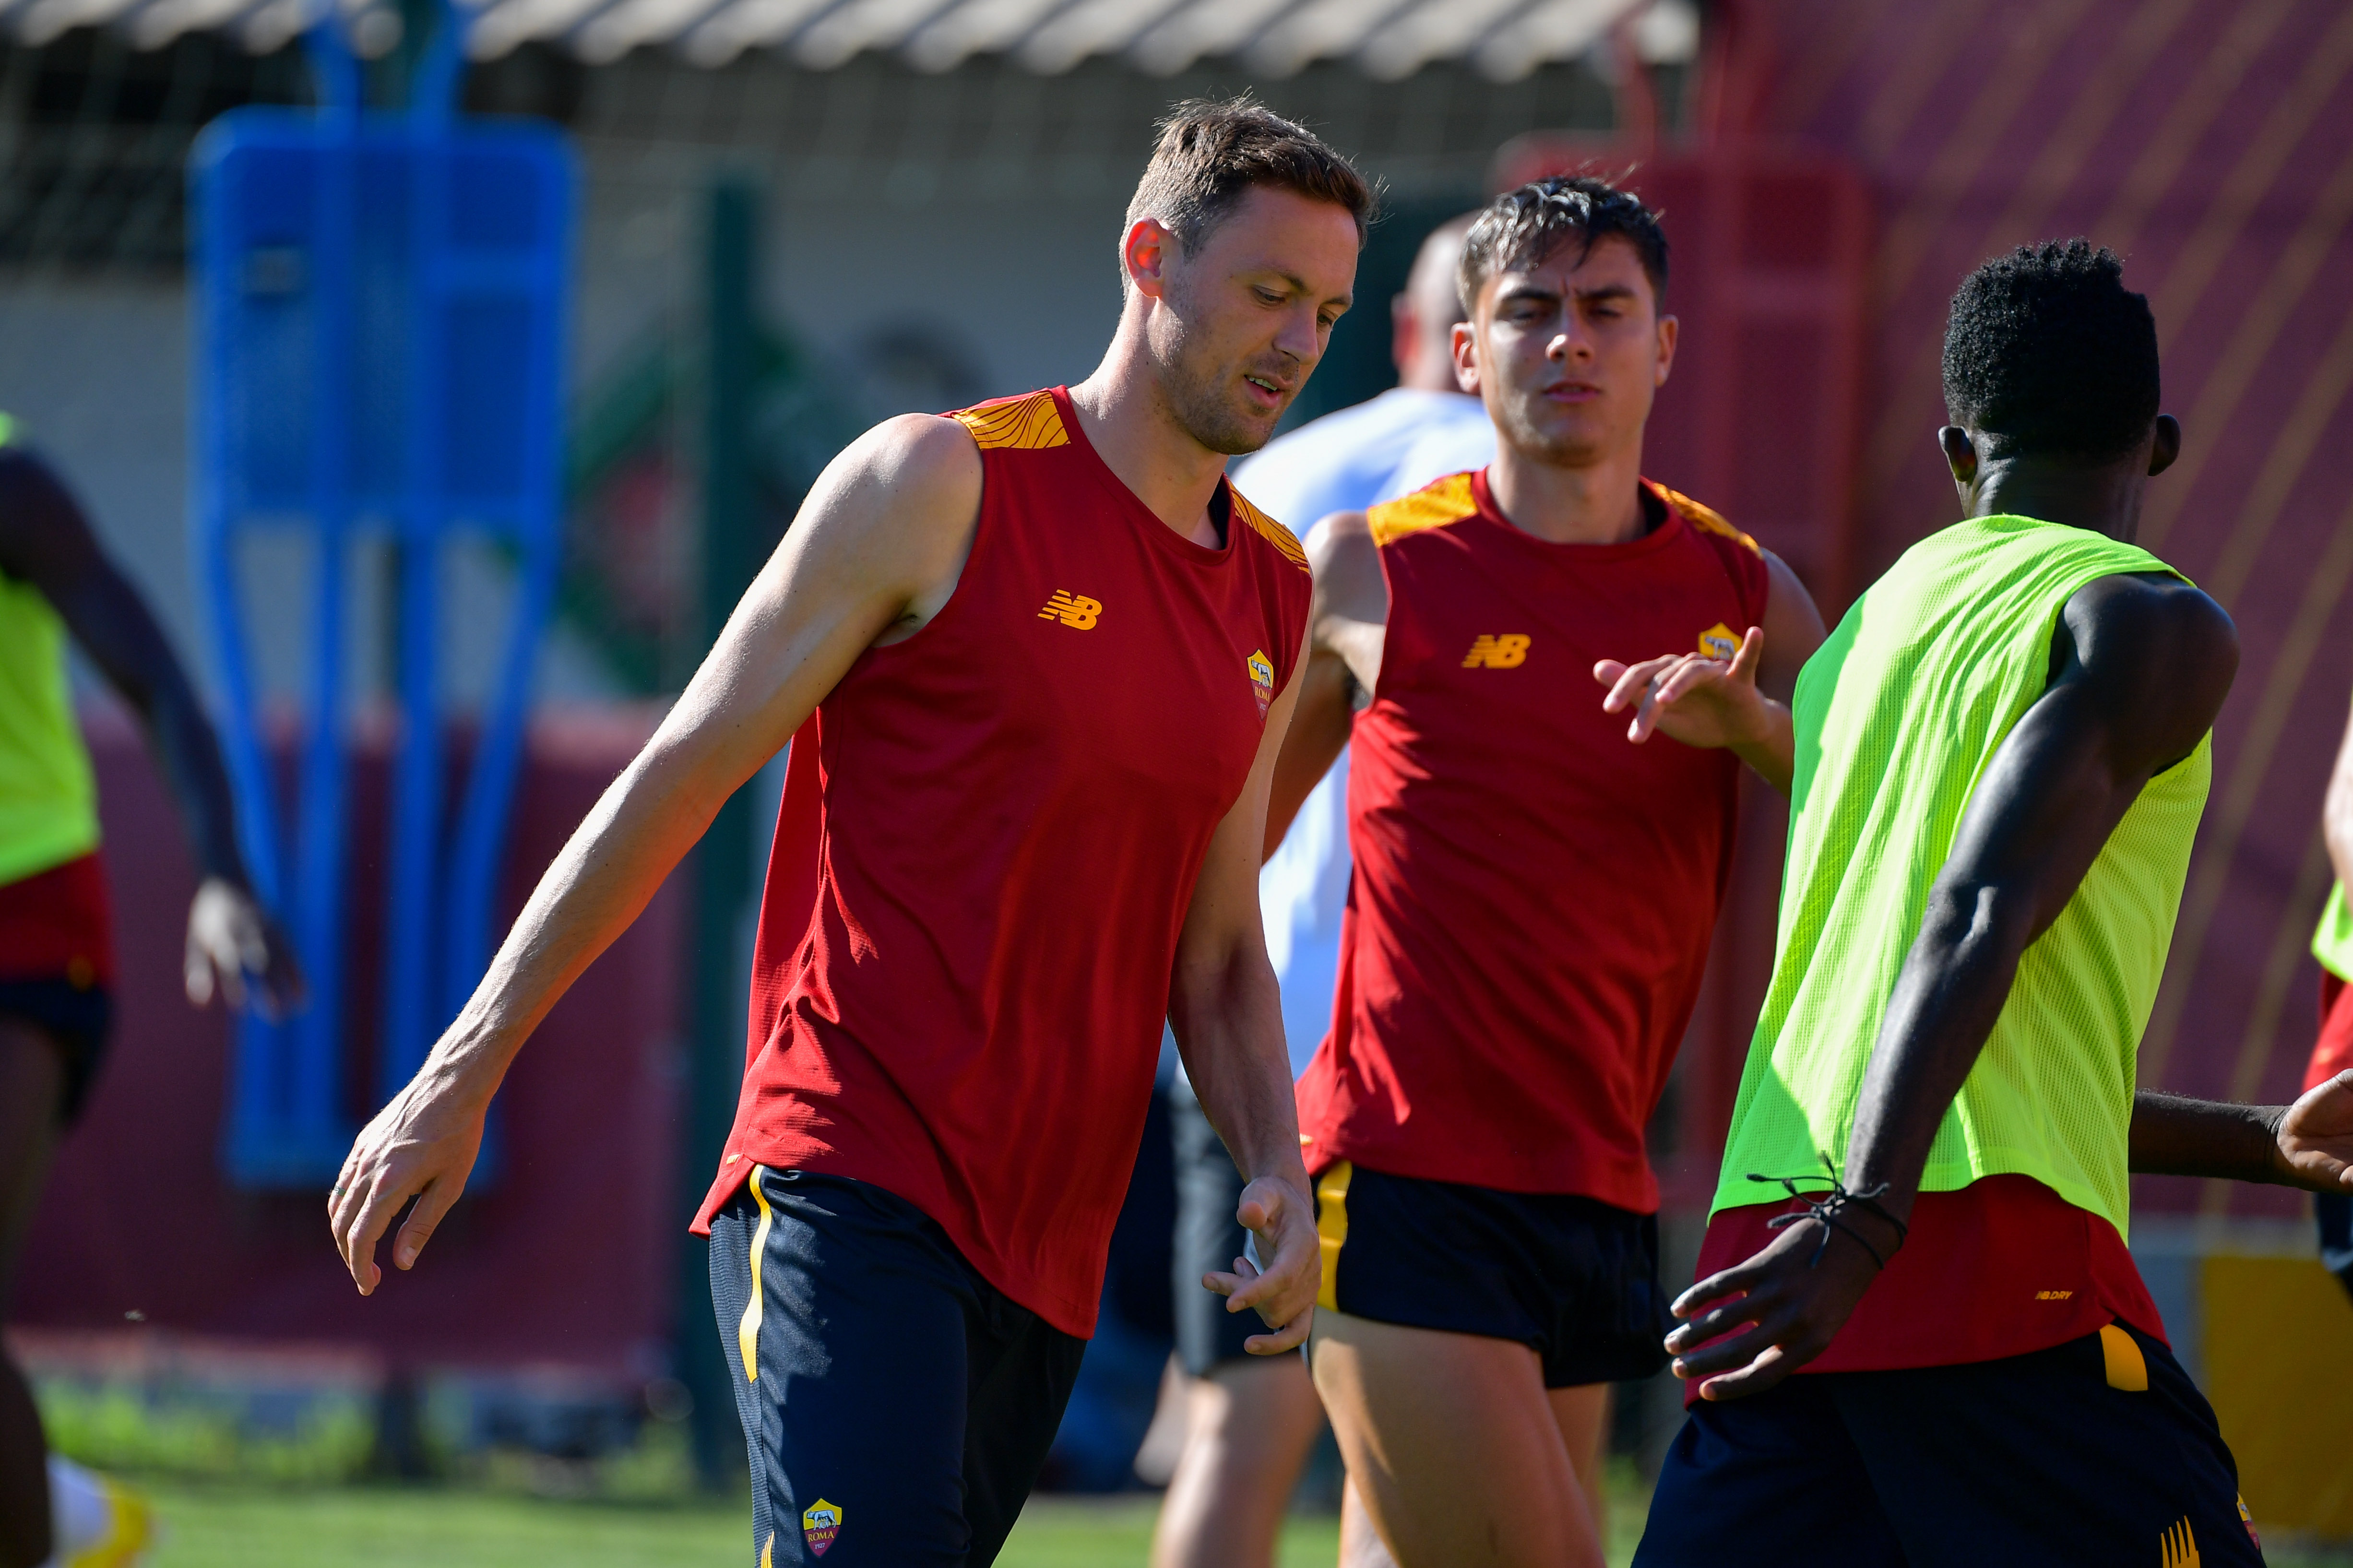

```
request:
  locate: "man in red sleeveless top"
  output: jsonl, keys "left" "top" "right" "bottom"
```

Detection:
{"left": 328, "top": 100, "right": 1367, "bottom": 1567}
{"left": 1277, "top": 177, "right": 1826, "bottom": 1567}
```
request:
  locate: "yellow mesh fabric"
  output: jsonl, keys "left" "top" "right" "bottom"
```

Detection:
{"left": 1712, "top": 515, "right": 2210, "bottom": 1238}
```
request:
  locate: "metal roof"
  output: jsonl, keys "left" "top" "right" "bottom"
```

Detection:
{"left": 3, "top": 0, "right": 1678, "bottom": 81}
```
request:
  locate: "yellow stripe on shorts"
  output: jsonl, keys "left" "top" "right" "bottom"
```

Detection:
{"left": 2099, "top": 1323, "right": 2148, "bottom": 1391}
{"left": 1314, "top": 1162, "right": 1352, "bottom": 1313}
{"left": 739, "top": 1166, "right": 775, "bottom": 1382}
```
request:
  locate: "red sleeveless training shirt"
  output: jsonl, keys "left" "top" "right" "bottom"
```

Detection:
{"left": 691, "top": 387, "right": 1312, "bottom": 1337}
{"left": 1295, "top": 471, "right": 1768, "bottom": 1212}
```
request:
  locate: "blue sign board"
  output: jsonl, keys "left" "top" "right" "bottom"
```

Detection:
{"left": 191, "top": 25, "right": 575, "bottom": 1186}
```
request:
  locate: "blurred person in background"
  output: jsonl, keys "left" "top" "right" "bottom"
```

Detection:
{"left": 1150, "top": 212, "right": 1493, "bottom": 1568}
{"left": 2306, "top": 700, "right": 2353, "bottom": 1301}
{"left": 1286, "top": 177, "right": 1825, "bottom": 1567}
{"left": 0, "top": 418, "right": 300, "bottom": 1568}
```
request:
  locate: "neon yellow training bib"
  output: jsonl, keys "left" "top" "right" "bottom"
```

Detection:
{"left": 1712, "top": 515, "right": 2210, "bottom": 1239}
{"left": 0, "top": 414, "right": 102, "bottom": 885}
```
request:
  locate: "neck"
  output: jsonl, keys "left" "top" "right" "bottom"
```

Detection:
{"left": 1485, "top": 437, "right": 1648, "bottom": 545}
{"left": 1068, "top": 331, "right": 1230, "bottom": 548}
{"left": 1965, "top": 457, "right": 2142, "bottom": 542}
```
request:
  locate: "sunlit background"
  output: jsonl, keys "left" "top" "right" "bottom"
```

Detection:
{"left": 6, "top": 0, "right": 2353, "bottom": 1560}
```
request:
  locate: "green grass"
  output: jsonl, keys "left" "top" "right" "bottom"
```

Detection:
{"left": 106, "top": 1475, "right": 2353, "bottom": 1567}
{"left": 119, "top": 1461, "right": 1668, "bottom": 1568}
{"left": 129, "top": 1482, "right": 1330, "bottom": 1568}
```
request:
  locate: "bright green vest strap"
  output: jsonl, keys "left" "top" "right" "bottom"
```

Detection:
{"left": 0, "top": 413, "right": 102, "bottom": 885}
{"left": 1713, "top": 515, "right": 2211, "bottom": 1239}
{"left": 2316, "top": 884, "right": 2353, "bottom": 983}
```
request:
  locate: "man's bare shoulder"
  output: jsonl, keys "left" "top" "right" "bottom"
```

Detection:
{"left": 1304, "top": 508, "right": 1373, "bottom": 571}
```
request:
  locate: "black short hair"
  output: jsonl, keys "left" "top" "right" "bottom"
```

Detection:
{"left": 1940, "top": 239, "right": 2160, "bottom": 463}
{"left": 1458, "top": 176, "right": 1669, "bottom": 315}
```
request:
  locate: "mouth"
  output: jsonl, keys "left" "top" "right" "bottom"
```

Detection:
{"left": 1544, "top": 380, "right": 1603, "bottom": 403}
{"left": 1241, "top": 372, "right": 1285, "bottom": 410}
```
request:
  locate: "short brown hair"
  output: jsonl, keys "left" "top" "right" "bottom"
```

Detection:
{"left": 1123, "top": 97, "right": 1376, "bottom": 282}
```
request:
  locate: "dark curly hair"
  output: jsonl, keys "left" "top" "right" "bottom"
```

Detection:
{"left": 1457, "top": 175, "right": 1669, "bottom": 315}
{"left": 1941, "top": 239, "right": 2160, "bottom": 463}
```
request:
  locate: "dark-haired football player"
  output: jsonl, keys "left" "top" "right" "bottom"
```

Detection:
{"left": 1282, "top": 176, "right": 1825, "bottom": 1567}
{"left": 1638, "top": 239, "right": 2353, "bottom": 1565}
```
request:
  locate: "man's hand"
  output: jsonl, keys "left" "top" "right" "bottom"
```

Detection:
{"left": 1593, "top": 627, "right": 1795, "bottom": 792}
{"left": 1204, "top": 1174, "right": 1319, "bottom": 1354}
{"left": 184, "top": 877, "right": 305, "bottom": 1020}
{"left": 328, "top": 1068, "right": 489, "bottom": 1295}
{"left": 2275, "top": 1070, "right": 2353, "bottom": 1192}
{"left": 1662, "top": 1217, "right": 1888, "bottom": 1402}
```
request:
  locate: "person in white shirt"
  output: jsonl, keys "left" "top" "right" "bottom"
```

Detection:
{"left": 1153, "top": 213, "right": 1495, "bottom": 1568}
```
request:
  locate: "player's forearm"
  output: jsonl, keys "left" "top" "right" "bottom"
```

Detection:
{"left": 423, "top": 735, "right": 731, "bottom": 1105}
{"left": 1728, "top": 700, "right": 1795, "bottom": 796}
{"left": 2128, "top": 1090, "right": 2293, "bottom": 1185}
{"left": 1842, "top": 884, "right": 2034, "bottom": 1220}
{"left": 1169, "top": 953, "right": 1310, "bottom": 1191}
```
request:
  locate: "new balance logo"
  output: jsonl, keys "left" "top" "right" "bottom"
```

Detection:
{"left": 1462, "top": 634, "right": 1531, "bottom": 668}
{"left": 1038, "top": 591, "right": 1102, "bottom": 629}
{"left": 2161, "top": 1518, "right": 2200, "bottom": 1568}
{"left": 2035, "top": 1290, "right": 2074, "bottom": 1301}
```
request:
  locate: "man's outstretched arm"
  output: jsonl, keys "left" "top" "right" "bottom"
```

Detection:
{"left": 0, "top": 448, "right": 302, "bottom": 1015}
{"left": 1173, "top": 619, "right": 1320, "bottom": 1352}
{"left": 2130, "top": 1081, "right": 2353, "bottom": 1192}
{"left": 1665, "top": 571, "right": 2238, "bottom": 1401}
{"left": 329, "top": 414, "right": 982, "bottom": 1294}
{"left": 1591, "top": 548, "right": 1825, "bottom": 795}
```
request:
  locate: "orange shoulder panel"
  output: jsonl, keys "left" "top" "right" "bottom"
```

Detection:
{"left": 951, "top": 389, "right": 1069, "bottom": 451}
{"left": 1648, "top": 480, "right": 1759, "bottom": 557}
{"left": 1367, "top": 472, "right": 1478, "bottom": 548}
{"left": 1228, "top": 486, "right": 1310, "bottom": 573}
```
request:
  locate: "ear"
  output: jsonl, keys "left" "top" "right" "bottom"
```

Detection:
{"left": 1391, "top": 292, "right": 1420, "bottom": 382}
{"left": 1124, "top": 218, "right": 1175, "bottom": 301}
{"left": 2148, "top": 414, "right": 2181, "bottom": 477}
{"left": 1654, "top": 313, "right": 1679, "bottom": 387}
{"left": 1938, "top": 425, "right": 1978, "bottom": 485}
{"left": 1451, "top": 318, "right": 1480, "bottom": 395}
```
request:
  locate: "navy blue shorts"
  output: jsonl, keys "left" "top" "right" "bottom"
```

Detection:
{"left": 2317, "top": 1192, "right": 2353, "bottom": 1302}
{"left": 1313, "top": 1160, "right": 1670, "bottom": 1387}
{"left": 0, "top": 977, "right": 112, "bottom": 1124}
{"left": 1635, "top": 1322, "right": 2264, "bottom": 1566}
{"left": 707, "top": 1167, "right": 1086, "bottom": 1567}
{"left": 1169, "top": 1078, "right": 1259, "bottom": 1377}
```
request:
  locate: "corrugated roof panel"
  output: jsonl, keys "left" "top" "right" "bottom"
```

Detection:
{"left": 129, "top": 0, "right": 273, "bottom": 50}
{"left": 571, "top": 0, "right": 722, "bottom": 61}
{"left": 791, "top": 0, "right": 951, "bottom": 68}
{"left": 1356, "top": 0, "right": 1539, "bottom": 82}
{"left": 677, "top": 0, "right": 832, "bottom": 65}
{"left": 1126, "top": 0, "right": 1288, "bottom": 76}
{"left": 1471, "top": 0, "right": 1625, "bottom": 82}
{"left": 1011, "top": 0, "right": 1180, "bottom": 73}
{"left": 902, "top": 0, "right": 1069, "bottom": 73}
{"left": 13, "top": 0, "right": 142, "bottom": 45}
{"left": 1241, "top": 0, "right": 1411, "bottom": 78}
{"left": 471, "top": 0, "right": 617, "bottom": 59}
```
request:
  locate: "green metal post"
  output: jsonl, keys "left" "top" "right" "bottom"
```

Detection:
{"left": 677, "top": 175, "right": 760, "bottom": 1489}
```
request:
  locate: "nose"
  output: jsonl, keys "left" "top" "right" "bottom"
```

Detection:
{"left": 1274, "top": 303, "right": 1321, "bottom": 369}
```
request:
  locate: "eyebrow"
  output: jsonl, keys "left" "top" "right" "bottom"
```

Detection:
{"left": 1270, "top": 270, "right": 1353, "bottom": 312}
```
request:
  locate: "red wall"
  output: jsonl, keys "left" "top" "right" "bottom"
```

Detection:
{"left": 12, "top": 704, "right": 690, "bottom": 1377}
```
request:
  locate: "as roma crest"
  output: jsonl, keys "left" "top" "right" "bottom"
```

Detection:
{"left": 802, "top": 1498, "right": 843, "bottom": 1557}
{"left": 1248, "top": 649, "right": 1275, "bottom": 720}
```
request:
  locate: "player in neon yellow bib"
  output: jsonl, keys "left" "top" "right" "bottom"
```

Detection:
{"left": 1635, "top": 244, "right": 2353, "bottom": 1564}
{"left": 0, "top": 422, "right": 301, "bottom": 1568}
